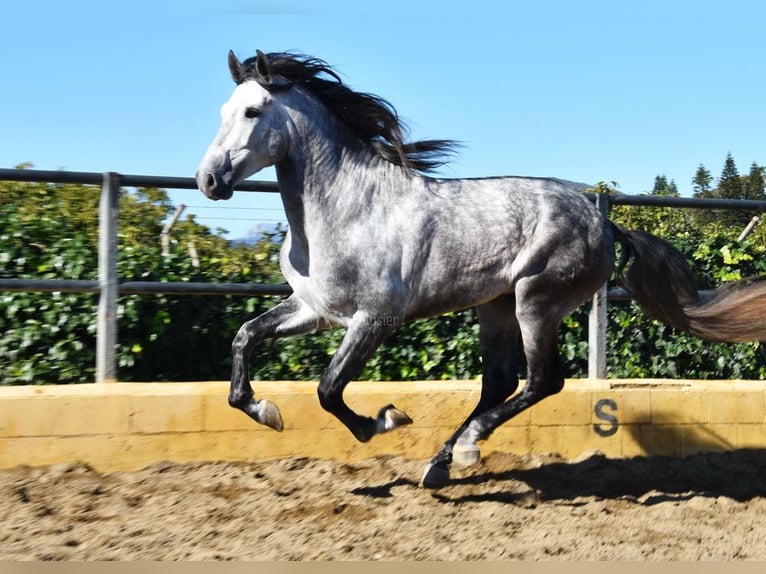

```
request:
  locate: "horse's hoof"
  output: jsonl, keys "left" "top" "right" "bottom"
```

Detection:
{"left": 452, "top": 443, "right": 481, "bottom": 469}
{"left": 420, "top": 463, "right": 450, "bottom": 489}
{"left": 376, "top": 404, "right": 413, "bottom": 433}
{"left": 256, "top": 399, "right": 284, "bottom": 432}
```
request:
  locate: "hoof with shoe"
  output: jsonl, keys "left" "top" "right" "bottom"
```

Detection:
{"left": 452, "top": 443, "right": 481, "bottom": 469}
{"left": 376, "top": 404, "right": 413, "bottom": 433}
{"left": 254, "top": 399, "right": 284, "bottom": 432}
{"left": 420, "top": 462, "right": 450, "bottom": 489}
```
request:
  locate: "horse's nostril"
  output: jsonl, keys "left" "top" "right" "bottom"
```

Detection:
{"left": 205, "top": 173, "right": 216, "bottom": 190}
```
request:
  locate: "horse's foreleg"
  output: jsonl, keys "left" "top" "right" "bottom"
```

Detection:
{"left": 229, "top": 295, "right": 329, "bottom": 430}
{"left": 317, "top": 314, "right": 412, "bottom": 443}
{"left": 421, "top": 295, "right": 520, "bottom": 488}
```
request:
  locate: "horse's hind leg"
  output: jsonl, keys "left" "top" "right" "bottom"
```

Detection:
{"left": 421, "top": 295, "right": 521, "bottom": 488}
{"left": 228, "top": 295, "right": 329, "bottom": 430}
{"left": 445, "top": 283, "right": 572, "bottom": 479}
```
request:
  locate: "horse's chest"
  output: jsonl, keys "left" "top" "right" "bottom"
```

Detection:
{"left": 279, "top": 249, "right": 359, "bottom": 324}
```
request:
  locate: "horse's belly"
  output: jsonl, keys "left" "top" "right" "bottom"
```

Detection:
{"left": 405, "top": 266, "right": 514, "bottom": 321}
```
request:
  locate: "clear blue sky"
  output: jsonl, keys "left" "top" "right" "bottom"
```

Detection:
{"left": 1, "top": 0, "right": 764, "bottom": 239}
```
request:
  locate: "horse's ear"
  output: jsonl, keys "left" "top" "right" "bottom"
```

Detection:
{"left": 228, "top": 50, "right": 244, "bottom": 84}
{"left": 255, "top": 50, "right": 274, "bottom": 85}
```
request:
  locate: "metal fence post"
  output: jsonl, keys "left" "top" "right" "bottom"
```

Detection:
{"left": 588, "top": 193, "right": 610, "bottom": 379}
{"left": 96, "top": 172, "right": 120, "bottom": 383}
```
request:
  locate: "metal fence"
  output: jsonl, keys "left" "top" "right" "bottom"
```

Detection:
{"left": 2, "top": 168, "right": 766, "bottom": 382}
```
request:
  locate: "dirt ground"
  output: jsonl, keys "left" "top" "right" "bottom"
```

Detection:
{"left": 1, "top": 449, "right": 765, "bottom": 561}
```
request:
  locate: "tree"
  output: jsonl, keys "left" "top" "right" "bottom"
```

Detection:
{"left": 718, "top": 152, "right": 742, "bottom": 199}
{"left": 692, "top": 164, "right": 713, "bottom": 197}
{"left": 718, "top": 153, "right": 755, "bottom": 227}
{"left": 650, "top": 175, "right": 679, "bottom": 196}
{"left": 745, "top": 162, "right": 766, "bottom": 200}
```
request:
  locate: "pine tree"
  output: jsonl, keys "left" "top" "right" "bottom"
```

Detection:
{"left": 650, "top": 175, "right": 679, "bottom": 196}
{"left": 718, "top": 152, "right": 743, "bottom": 199}
{"left": 716, "top": 153, "right": 752, "bottom": 228}
{"left": 651, "top": 175, "right": 668, "bottom": 195}
{"left": 692, "top": 164, "right": 713, "bottom": 197}
{"left": 745, "top": 162, "right": 765, "bottom": 200}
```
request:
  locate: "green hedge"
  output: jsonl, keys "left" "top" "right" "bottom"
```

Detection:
{"left": 1, "top": 179, "right": 764, "bottom": 384}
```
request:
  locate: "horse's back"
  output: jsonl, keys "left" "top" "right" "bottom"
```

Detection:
{"left": 399, "top": 175, "right": 613, "bottom": 320}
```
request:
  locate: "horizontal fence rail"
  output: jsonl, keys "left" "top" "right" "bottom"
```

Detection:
{"left": 0, "top": 168, "right": 280, "bottom": 192}
{"left": 2, "top": 168, "right": 766, "bottom": 382}
{"left": 0, "top": 279, "right": 293, "bottom": 296}
{"left": 607, "top": 193, "right": 766, "bottom": 210}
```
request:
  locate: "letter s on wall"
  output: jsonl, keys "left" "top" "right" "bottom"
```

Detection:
{"left": 593, "top": 398, "right": 618, "bottom": 437}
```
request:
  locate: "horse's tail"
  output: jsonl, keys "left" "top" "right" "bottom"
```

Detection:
{"left": 612, "top": 224, "right": 766, "bottom": 343}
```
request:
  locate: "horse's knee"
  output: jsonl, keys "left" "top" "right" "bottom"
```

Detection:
{"left": 317, "top": 384, "right": 341, "bottom": 414}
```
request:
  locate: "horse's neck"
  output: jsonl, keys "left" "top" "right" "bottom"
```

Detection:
{"left": 275, "top": 106, "right": 410, "bottom": 241}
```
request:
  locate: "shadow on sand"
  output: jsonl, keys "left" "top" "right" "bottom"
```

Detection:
{"left": 442, "top": 448, "right": 766, "bottom": 505}
{"left": 353, "top": 414, "right": 766, "bottom": 504}
{"left": 353, "top": 444, "right": 766, "bottom": 505}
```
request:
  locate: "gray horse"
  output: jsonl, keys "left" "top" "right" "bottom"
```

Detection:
{"left": 197, "top": 50, "right": 766, "bottom": 487}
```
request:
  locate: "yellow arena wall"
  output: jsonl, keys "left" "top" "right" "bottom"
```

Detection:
{"left": 0, "top": 379, "right": 765, "bottom": 472}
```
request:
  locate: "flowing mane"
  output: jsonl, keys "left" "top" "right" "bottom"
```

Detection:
{"left": 233, "top": 51, "right": 458, "bottom": 174}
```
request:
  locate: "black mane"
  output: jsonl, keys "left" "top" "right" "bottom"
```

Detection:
{"left": 236, "top": 51, "right": 458, "bottom": 174}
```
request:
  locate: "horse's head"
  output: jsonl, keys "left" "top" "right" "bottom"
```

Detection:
{"left": 196, "top": 51, "right": 289, "bottom": 200}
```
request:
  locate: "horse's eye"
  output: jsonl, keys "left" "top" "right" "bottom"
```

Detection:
{"left": 244, "top": 107, "right": 261, "bottom": 119}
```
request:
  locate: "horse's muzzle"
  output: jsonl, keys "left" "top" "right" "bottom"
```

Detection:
{"left": 197, "top": 170, "right": 234, "bottom": 201}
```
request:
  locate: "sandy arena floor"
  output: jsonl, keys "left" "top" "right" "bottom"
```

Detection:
{"left": 1, "top": 449, "right": 765, "bottom": 560}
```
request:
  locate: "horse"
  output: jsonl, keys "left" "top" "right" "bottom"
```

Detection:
{"left": 196, "top": 50, "right": 766, "bottom": 488}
